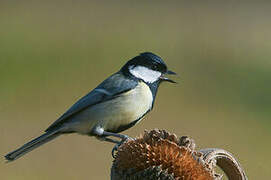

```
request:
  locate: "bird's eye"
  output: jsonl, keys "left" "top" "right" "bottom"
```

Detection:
{"left": 152, "top": 64, "right": 158, "bottom": 70}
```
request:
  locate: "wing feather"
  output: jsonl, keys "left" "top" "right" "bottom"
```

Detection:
{"left": 45, "top": 72, "right": 138, "bottom": 132}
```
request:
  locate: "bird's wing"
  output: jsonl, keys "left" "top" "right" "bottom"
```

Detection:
{"left": 45, "top": 72, "right": 138, "bottom": 132}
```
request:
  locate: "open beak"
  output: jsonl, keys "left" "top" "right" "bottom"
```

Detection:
{"left": 160, "top": 70, "right": 177, "bottom": 83}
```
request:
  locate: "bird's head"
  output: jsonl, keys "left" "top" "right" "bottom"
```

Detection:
{"left": 121, "top": 52, "right": 176, "bottom": 84}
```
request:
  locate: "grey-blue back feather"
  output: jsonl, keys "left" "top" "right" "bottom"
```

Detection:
{"left": 45, "top": 72, "right": 138, "bottom": 132}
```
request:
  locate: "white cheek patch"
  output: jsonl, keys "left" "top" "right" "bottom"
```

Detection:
{"left": 129, "top": 65, "right": 161, "bottom": 83}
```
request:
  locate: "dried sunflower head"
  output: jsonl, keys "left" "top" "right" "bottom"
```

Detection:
{"left": 111, "top": 129, "right": 216, "bottom": 180}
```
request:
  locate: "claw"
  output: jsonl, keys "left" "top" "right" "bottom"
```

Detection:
{"left": 112, "top": 144, "right": 119, "bottom": 158}
{"left": 111, "top": 136, "right": 134, "bottom": 158}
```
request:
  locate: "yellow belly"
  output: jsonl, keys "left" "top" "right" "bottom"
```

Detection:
{"left": 69, "top": 81, "right": 153, "bottom": 134}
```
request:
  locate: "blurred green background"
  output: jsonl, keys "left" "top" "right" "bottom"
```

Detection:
{"left": 0, "top": 1, "right": 270, "bottom": 179}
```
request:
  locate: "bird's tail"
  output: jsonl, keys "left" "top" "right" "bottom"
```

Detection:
{"left": 5, "top": 130, "right": 60, "bottom": 162}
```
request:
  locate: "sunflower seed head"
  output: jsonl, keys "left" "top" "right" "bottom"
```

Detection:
{"left": 111, "top": 129, "right": 216, "bottom": 180}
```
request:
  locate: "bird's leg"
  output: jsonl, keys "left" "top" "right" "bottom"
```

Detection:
{"left": 101, "top": 131, "right": 134, "bottom": 157}
{"left": 92, "top": 127, "right": 133, "bottom": 157}
{"left": 101, "top": 131, "right": 134, "bottom": 158}
{"left": 96, "top": 136, "right": 120, "bottom": 144}
{"left": 101, "top": 131, "right": 131, "bottom": 141}
{"left": 92, "top": 128, "right": 120, "bottom": 144}
{"left": 92, "top": 127, "right": 132, "bottom": 141}
{"left": 92, "top": 127, "right": 132, "bottom": 158}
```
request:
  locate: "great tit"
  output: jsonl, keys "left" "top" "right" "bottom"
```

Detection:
{"left": 5, "top": 52, "right": 176, "bottom": 162}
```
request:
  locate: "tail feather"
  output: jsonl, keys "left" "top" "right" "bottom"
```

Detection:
{"left": 5, "top": 131, "right": 60, "bottom": 162}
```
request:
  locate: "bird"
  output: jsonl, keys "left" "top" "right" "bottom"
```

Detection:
{"left": 5, "top": 52, "right": 176, "bottom": 162}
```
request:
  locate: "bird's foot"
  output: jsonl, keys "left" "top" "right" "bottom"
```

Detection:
{"left": 111, "top": 136, "right": 134, "bottom": 158}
